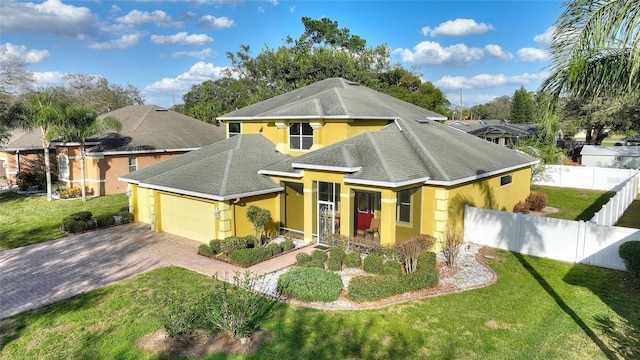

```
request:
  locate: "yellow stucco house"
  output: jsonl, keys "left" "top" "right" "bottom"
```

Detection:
{"left": 120, "top": 78, "right": 537, "bottom": 246}
{"left": 1, "top": 105, "right": 225, "bottom": 195}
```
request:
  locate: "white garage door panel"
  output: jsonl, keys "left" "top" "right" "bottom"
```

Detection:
{"left": 160, "top": 194, "right": 216, "bottom": 243}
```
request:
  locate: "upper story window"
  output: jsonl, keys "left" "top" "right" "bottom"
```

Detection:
{"left": 228, "top": 122, "right": 241, "bottom": 137}
{"left": 57, "top": 154, "right": 69, "bottom": 180}
{"left": 128, "top": 157, "right": 138, "bottom": 173}
{"left": 289, "top": 122, "right": 313, "bottom": 150}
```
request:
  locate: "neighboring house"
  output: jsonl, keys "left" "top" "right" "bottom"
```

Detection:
{"left": 120, "top": 78, "right": 537, "bottom": 246}
{"left": 580, "top": 145, "right": 640, "bottom": 168}
{"left": 0, "top": 129, "right": 55, "bottom": 184}
{"left": 449, "top": 122, "right": 537, "bottom": 147}
{"left": 1, "top": 105, "right": 226, "bottom": 195}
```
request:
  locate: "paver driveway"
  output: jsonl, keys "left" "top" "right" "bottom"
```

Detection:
{"left": 0, "top": 223, "right": 248, "bottom": 319}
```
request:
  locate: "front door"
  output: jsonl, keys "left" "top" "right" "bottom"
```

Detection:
{"left": 317, "top": 201, "right": 335, "bottom": 245}
{"left": 355, "top": 192, "right": 377, "bottom": 235}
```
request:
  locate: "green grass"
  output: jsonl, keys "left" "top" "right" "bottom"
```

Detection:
{"left": 0, "top": 192, "right": 128, "bottom": 250}
{"left": 600, "top": 134, "right": 626, "bottom": 147}
{"left": 531, "top": 185, "right": 615, "bottom": 221}
{"left": 1, "top": 252, "right": 638, "bottom": 359}
{"left": 615, "top": 197, "right": 640, "bottom": 229}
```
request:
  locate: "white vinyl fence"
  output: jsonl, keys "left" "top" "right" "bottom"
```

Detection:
{"left": 534, "top": 165, "right": 638, "bottom": 191}
{"left": 464, "top": 206, "right": 633, "bottom": 270}
{"left": 464, "top": 168, "right": 640, "bottom": 270}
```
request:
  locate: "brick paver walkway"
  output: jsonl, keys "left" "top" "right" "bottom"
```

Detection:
{"left": 0, "top": 223, "right": 314, "bottom": 319}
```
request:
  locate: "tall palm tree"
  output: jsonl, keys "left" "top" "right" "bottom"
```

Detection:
{"left": 541, "top": 0, "right": 640, "bottom": 100}
{"left": 53, "top": 107, "right": 121, "bottom": 202}
{"left": 18, "top": 93, "right": 64, "bottom": 201}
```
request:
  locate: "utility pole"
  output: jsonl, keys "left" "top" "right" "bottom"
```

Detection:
{"left": 459, "top": 89, "right": 463, "bottom": 121}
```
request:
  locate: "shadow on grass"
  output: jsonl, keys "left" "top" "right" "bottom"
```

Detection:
{"left": 564, "top": 264, "right": 640, "bottom": 359}
{"left": 514, "top": 253, "right": 618, "bottom": 360}
{"left": 575, "top": 191, "right": 616, "bottom": 221}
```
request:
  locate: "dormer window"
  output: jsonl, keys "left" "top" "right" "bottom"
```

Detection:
{"left": 290, "top": 122, "right": 313, "bottom": 150}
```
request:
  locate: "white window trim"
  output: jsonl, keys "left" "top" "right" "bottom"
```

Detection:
{"left": 396, "top": 189, "right": 412, "bottom": 223}
{"left": 128, "top": 157, "right": 138, "bottom": 173}
{"left": 289, "top": 122, "right": 314, "bottom": 150}
{"left": 57, "top": 153, "right": 69, "bottom": 180}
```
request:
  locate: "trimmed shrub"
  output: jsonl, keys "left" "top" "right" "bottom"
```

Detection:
{"left": 296, "top": 252, "right": 312, "bottom": 266}
{"left": 619, "top": 241, "right": 640, "bottom": 282}
{"left": 327, "top": 248, "right": 346, "bottom": 271}
{"left": 198, "top": 244, "right": 214, "bottom": 257}
{"left": 513, "top": 201, "right": 530, "bottom": 214}
{"left": 280, "top": 239, "right": 295, "bottom": 252}
{"left": 526, "top": 191, "right": 548, "bottom": 211}
{"left": 70, "top": 211, "right": 93, "bottom": 222}
{"left": 229, "top": 248, "right": 271, "bottom": 267}
{"left": 266, "top": 242, "right": 283, "bottom": 257}
{"left": 96, "top": 215, "right": 115, "bottom": 228}
{"left": 119, "top": 211, "right": 134, "bottom": 224}
{"left": 277, "top": 267, "right": 343, "bottom": 302}
{"left": 304, "top": 260, "right": 325, "bottom": 269}
{"left": 311, "top": 249, "right": 328, "bottom": 263}
{"left": 65, "top": 220, "right": 87, "bottom": 233}
{"left": 244, "top": 236, "right": 257, "bottom": 249}
{"left": 396, "top": 235, "right": 435, "bottom": 274}
{"left": 363, "top": 255, "right": 384, "bottom": 274}
{"left": 344, "top": 253, "right": 362, "bottom": 268}
{"left": 209, "top": 239, "right": 222, "bottom": 255}
{"left": 382, "top": 261, "right": 403, "bottom": 276}
{"left": 349, "top": 252, "right": 439, "bottom": 302}
{"left": 220, "top": 236, "right": 249, "bottom": 256}
{"left": 85, "top": 219, "right": 97, "bottom": 230}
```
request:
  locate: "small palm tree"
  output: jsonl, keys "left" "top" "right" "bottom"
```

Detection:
{"left": 18, "top": 93, "right": 64, "bottom": 201}
{"left": 53, "top": 107, "right": 121, "bottom": 201}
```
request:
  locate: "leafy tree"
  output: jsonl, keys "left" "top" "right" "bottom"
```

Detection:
{"left": 377, "top": 67, "right": 451, "bottom": 115}
{"left": 245, "top": 205, "right": 271, "bottom": 246}
{"left": 51, "top": 107, "right": 121, "bottom": 201}
{"left": 469, "top": 95, "right": 512, "bottom": 120}
{"left": 510, "top": 86, "right": 536, "bottom": 123}
{"left": 53, "top": 74, "right": 144, "bottom": 114}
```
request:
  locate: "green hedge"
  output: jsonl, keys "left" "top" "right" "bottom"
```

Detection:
{"left": 70, "top": 211, "right": 93, "bottom": 222}
{"left": 363, "top": 255, "right": 384, "bottom": 274}
{"left": 381, "top": 261, "right": 403, "bottom": 276}
{"left": 209, "top": 240, "right": 222, "bottom": 255}
{"left": 198, "top": 244, "right": 214, "bottom": 257}
{"left": 220, "top": 236, "right": 251, "bottom": 255}
{"left": 277, "top": 267, "right": 343, "bottom": 302}
{"left": 344, "top": 253, "right": 362, "bottom": 268}
{"left": 311, "top": 249, "right": 328, "bottom": 262}
{"left": 229, "top": 247, "right": 272, "bottom": 267}
{"left": 619, "top": 241, "right": 640, "bottom": 282}
{"left": 64, "top": 220, "right": 87, "bottom": 233}
{"left": 348, "top": 252, "right": 439, "bottom": 302}
{"left": 119, "top": 211, "right": 134, "bottom": 224}
{"left": 281, "top": 239, "right": 295, "bottom": 252}
{"left": 96, "top": 215, "right": 115, "bottom": 228}
{"left": 296, "top": 252, "right": 312, "bottom": 266}
{"left": 327, "top": 248, "right": 346, "bottom": 271}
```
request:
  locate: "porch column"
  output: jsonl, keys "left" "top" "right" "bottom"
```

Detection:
{"left": 303, "top": 187, "right": 314, "bottom": 243}
{"left": 217, "top": 201, "right": 233, "bottom": 240}
{"left": 433, "top": 188, "right": 449, "bottom": 241}
{"left": 380, "top": 189, "right": 396, "bottom": 246}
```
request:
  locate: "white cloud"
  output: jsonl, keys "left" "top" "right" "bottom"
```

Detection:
{"left": 33, "top": 71, "right": 66, "bottom": 87}
{"left": 151, "top": 32, "right": 213, "bottom": 45}
{"left": 435, "top": 72, "right": 548, "bottom": 90}
{"left": 0, "top": 43, "right": 50, "bottom": 64}
{"left": 517, "top": 47, "right": 550, "bottom": 62}
{"left": 484, "top": 44, "right": 513, "bottom": 60}
{"left": 197, "top": 15, "right": 234, "bottom": 29}
{"left": 421, "top": 18, "right": 494, "bottom": 37}
{"left": 0, "top": 0, "right": 99, "bottom": 39}
{"left": 172, "top": 48, "right": 213, "bottom": 60}
{"left": 110, "top": 4, "right": 121, "bottom": 14}
{"left": 393, "top": 41, "right": 483, "bottom": 65}
{"left": 89, "top": 33, "right": 143, "bottom": 50}
{"left": 144, "top": 61, "right": 229, "bottom": 94}
{"left": 534, "top": 26, "right": 556, "bottom": 47}
{"left": 116, "top": 10, "right": 182, "bottom": 27}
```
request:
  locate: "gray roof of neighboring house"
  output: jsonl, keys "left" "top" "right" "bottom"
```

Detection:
{"left": 90, "top": 105, "right": 225, "bottom": 153}
{"left": 465, "top": 124, "right": 537, "bottom": 138}
{"left": 120, "top": 134, "right": 290, "bottom": 200}
{"left": 581, "top": 145, "right": 640, "bottom": 156}
{"left": 274, "top": 117, "right": 537, "bottom": 187}
{"left": 3, "top": 105, "right": 225, "bottom": 153}
{"left": 217, "top": 77, "right": 448, "bottom": 122}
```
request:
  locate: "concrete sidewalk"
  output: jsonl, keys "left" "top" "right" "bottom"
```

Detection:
{"left": 0, "top": 223, "right": 314, "bottom": 319}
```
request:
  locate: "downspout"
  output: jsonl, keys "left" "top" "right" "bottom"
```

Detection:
{"left": 232, "top": 198, "right": 241, "bottom": 236}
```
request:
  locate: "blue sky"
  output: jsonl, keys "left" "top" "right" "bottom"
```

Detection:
{"left": 0, "top": 0, "right": 563, "bottom": 110}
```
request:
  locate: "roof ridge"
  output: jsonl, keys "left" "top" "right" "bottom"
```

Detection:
{"left": 131, "top": 105, "right": 154, "bottom": 132}
{"left": 333, "top": 87, "right": 350, "bottom": 117}
{"left": 399, "top": 118, "right": 449, "bottom": 181}
{"left": 365, "top": 132, "right": 396, "bottom": 182}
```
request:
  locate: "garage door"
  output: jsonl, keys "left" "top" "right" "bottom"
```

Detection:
{"left": 159, "top": 193, "right": 216, "bottom": 243}
{"left": 135, "top": 187, "right": 153, "bottom": 224}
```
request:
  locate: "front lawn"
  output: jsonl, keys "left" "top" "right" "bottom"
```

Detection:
{"left": 0, "top": 192, "right": 128, "bottom": 250}
{"left": 1, "top": 250, "right": 638, "bottom": 359}
{"left": 531, "top": 185, "right": 615, "bottom": 221}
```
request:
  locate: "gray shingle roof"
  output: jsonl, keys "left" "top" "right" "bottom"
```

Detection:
{"left": 217, "top": 78, "right": 447, "bottom": 122}
{"left": 3, "top": 105, "right": 225, "bottom": 153}
{"left": 120, "top": 134, "right": 290, "bottom": 200}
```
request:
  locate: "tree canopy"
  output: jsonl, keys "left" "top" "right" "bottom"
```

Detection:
{"left": 509, "top": 86, "right": 536, "bottom": 123}
{"left": 183, "top": 17, "right": 450, "bottom": 122}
